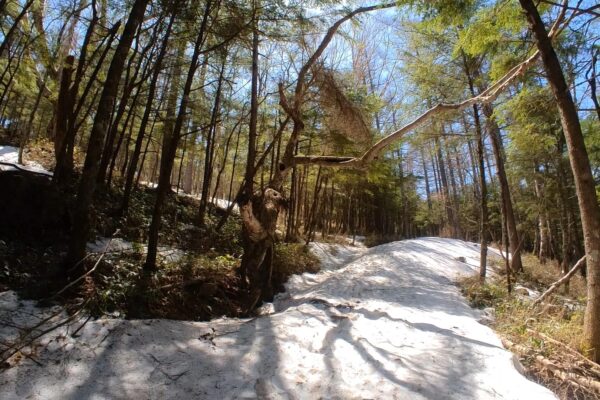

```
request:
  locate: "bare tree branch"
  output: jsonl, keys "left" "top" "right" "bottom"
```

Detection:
{"left": 273, "top": 2, "right": 397, "bottom": 187}
{"left": 292, "top": 2, "right": 570, "bottom": 170}
{"left": 533, "top": 255, "right": 587, "bottom": 306}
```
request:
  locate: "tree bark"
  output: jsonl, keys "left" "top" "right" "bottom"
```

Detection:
{"left": 242, "top": 6, "right": 260, "bottom": 200}
{"left": 97, "top": 22, "right": 153, "bottom": 184}
{"left": 520, "top": 0, "right": 600, "bottom": 362}
{"left": 586, "top": 51, "right": 600, "bottom": 120}
{"left": 65, "top": 0, "right": 150, "bottom": 271}
{"left": 420, "top": 147, "right": 432, "bottom": 212}
{"left": 145, "top": 1, "right": 212, "bottom": 271}
{"left": 121, "top": 13, "right": 175, "bottom": 215}
{"left": 435, "top": 135, "right": 456, "bottom": 237}
{"left": 481, "top": 102, "right": 523, "bottom": 272}
{"left": 462, "top": 51, "right": 490, "bottom": 280}
{"left": 198, "top": 53, "right": 227, "bottom": 225}
{"left": 533, "top": 168, "right": 550, "bottom": 264}
{"left": 473, "top": 104, "right": 489, "bottom": 281}
{"left": 52, "top": 56, "right": 75, "bottom": 181}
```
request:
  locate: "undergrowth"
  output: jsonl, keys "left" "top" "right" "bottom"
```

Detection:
{"left": 272, "top": 243, "right": 320, "bottom": 292}
{"left": 459, "top": 254, "right": 596, "bottom": 400}
{"left": 0, "top": 147, "right": 321, "bottom": 320}
{"left": 82, "top": 241, "right": 320, "bottom": 320}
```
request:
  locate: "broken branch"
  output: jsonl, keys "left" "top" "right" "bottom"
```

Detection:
{"left": 291, "top": 3, "right": 569, "bottom": 169}
{"left": 533, "top": 255, "right": 586, "bottom": 306}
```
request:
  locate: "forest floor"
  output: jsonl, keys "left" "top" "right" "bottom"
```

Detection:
{"left": 459, "top": 253, "right": 597, "bottom": 399}
{"left": 0, "top": 238, "right": 557, "bottom": 399}
{"left": 0, "top": 143, "right": 319, "bottom": 321}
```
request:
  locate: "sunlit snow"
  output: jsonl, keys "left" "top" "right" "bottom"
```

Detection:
{"left": 0, "top": 238, "right": 556, "bottom": 399}
{"left": 0, "top": 146, "right": 52, "bottom": 176}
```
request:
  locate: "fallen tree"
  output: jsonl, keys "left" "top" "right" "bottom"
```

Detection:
{"left": 533, "top": 255, "right": 587, "bottom": 306}
{"left": 239, "top": 1, "right": 570, "bottom": 305}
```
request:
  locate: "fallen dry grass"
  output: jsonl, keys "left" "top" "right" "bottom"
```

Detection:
{"left": 460, "top": 253, "right": 599, "bottom": 400}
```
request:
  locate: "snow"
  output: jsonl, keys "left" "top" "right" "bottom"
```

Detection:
{"left": 86, "top": 237, "right": 185, "bottom": 264}
{"left": 0, "top": 238, "right": 556, "bottom": 399}
{"left": 0, "top": 145, "right": 52, "bottom": 176}
{"left": 308, "top": 241, "right": 365, "bottom": 271}
{"left": 142, "top": 180, "right": 240, "bottom": 214}
{"left": 212, "top": 197, "right": 239, "bottom": 213}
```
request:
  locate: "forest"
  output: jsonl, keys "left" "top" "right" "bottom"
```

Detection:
{"left": 0, "top": 0, "right": 600, "bottom": 398}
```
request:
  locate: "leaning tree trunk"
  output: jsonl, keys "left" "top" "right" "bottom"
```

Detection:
{"left": 65, "top": 0, "right": 150, "bottom": 272}
{"left": 520, "top": 0, "right": 600, "bottom": 362}
{"left": 144, "top": 2, "right": 211, "bottom": 271}
{"left": 238, "top": 2, "right": 398, "bottom": 307}
{"left": 121, "top": 13, "right": 175, "bottom": 215}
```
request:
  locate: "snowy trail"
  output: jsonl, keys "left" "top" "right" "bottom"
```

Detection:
{"left": 0, "top": 146, "right": 52, "bottom": 176}
{"left": 0, "top": 238, "right": 556, "bottom": 399}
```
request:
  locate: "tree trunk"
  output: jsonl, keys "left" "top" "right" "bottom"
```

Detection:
{"left": 462, "top": 51, "right": 490, "bottom": 281}
{"left": 198, "top": 53, "right": 227, "bottom": 225}
{"left": 435, "top": 135, "right": 455, "bottom": 237}
{"left": 212, "top": 116, "right": 240, "bottom": 203}
{"left": 52, "top": 56, "right": 75, "bottom": 182}
{"left": 0, "top": 0, "right": 35, "bottom": 56}
{"left": 239, "top": 3, "right": 266, "bottom": 296}
{"left": 481, "top": 103, "right": 523, "bottom": 272}
{"left": 239, "top": 2, "right": 396, "bottom": 306}
{"left": 520, "top": 0, "right": 600, "bottom": 362}
{"left": 97, "top": 24, "right": 152, "bottom": 185}
{"left": 145, "top": 1, "right": 212, "bottom": 271}
{"left": 65, "top": 0, "right": 150, "bottom": 271}
{"left": 533, "top": 169, "right": 550, "bottom": 264}
{"left": 587, "top": 51, "right": 600, "bottom": 120}
{"left": 421, "top": 147, "right": 432, "bottom": 212}
{"left": 121, "top": 13, "right": 175, "bottom": 215}
{"left": 242, "top": 4, "right": 260, "bottom": 201}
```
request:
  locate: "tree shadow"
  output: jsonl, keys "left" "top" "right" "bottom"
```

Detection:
{"left": 1, "top": 238, "right": 550, "bottom": 399}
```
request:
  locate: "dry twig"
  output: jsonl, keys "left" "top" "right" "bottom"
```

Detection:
{"left": 533, "top": 256, "right": 586, "bottom": 306}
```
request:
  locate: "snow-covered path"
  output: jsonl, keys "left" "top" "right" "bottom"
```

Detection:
{"left": 0, "top": 238, "right": 556, "bottom": 399}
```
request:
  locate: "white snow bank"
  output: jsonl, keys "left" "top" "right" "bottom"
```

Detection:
{"left": 212, "top": 197, "right": 239, "bottom": 213}
{"left": 308, "top": 241, "right": 366, "bottom": 271}
{"left": 164, "top": 187, "right": 240, "bottom": 214}
{"left": 0, "top": 238, "right": 556, "bottom": 399}
{"left": 0, "top": 146, "right": 52, "bottom": 176}
{"left": 86, "top": 237, "right": 185, "bottom": 263}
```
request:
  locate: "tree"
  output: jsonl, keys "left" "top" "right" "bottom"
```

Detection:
{"left": 65, "top": 0, "right": 150, "bottom": 272}
{"left": 237, "top": 2, "right": 398, "bottom": 307}
{"left": 519, "top": 0, "right": 600, "bottom": 362}
{"left": 145, "top": 0, "right": 214, "bottom": 271}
